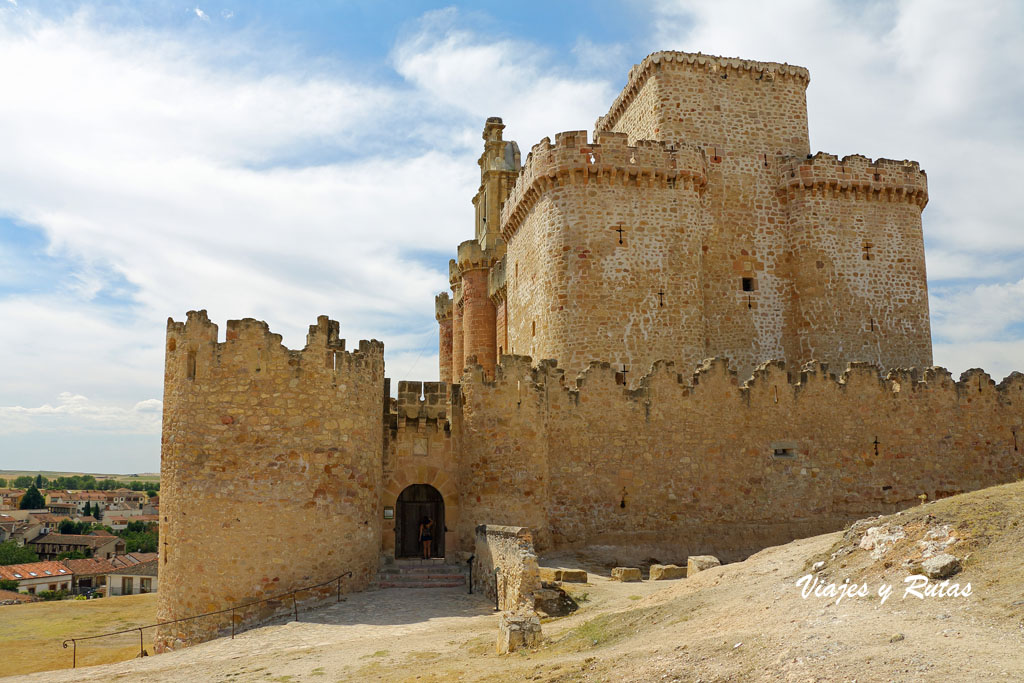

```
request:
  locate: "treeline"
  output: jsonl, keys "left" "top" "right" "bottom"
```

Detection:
{"left": 0, "top": 520, "right": 159, "bottom": 565}
{"left": 0, "top": 474, "right": 159, "bottom": 492}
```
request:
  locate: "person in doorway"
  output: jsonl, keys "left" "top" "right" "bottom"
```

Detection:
{"left": 419, "top": 516, "right": 434, "bottom": 559}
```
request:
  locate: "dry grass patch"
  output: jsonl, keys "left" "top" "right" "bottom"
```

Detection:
{"left": 0, "top": 592, "right": 157, "bottom": 676}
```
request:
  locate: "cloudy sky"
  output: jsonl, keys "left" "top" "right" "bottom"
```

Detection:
{"left": 0, "top": 0, "right": 1021, "bottom": 473}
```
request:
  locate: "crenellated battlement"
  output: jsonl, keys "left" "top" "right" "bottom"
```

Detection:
{"left": 456, "top": 238, "right": 504, "bottom": 272}
{"left": 598, "top": 50, "right": 810, "bottom": 135}
{"left": 460, "top": 353, "right": 1024, "bottom": 413}
{"left": 500, "top": 129, "right": 707, "bottom": 242}
{"left": 435, "top": 293, "right": 452, "bottom": 322}
{"left": 488, "top": 255, "right": 506, "bottom": 304}
{"left": 164, "top": 311, "right": 383, "bottom": 383}
{"left": 392, "top": 380, "right": 449, "bottom": 422}
{"left": 778, "top": 152, "right": 928, "bottom": 206}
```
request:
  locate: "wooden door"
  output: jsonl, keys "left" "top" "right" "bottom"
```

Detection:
{"left": 395, "top": 484, "right": 445, "bottom": 558}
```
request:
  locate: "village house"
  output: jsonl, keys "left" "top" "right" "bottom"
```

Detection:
{"left": 45, "top": 500, "right": 78, "bottom": 517}
{"left": 28, "top": 533, "right": 124, "bottom": 561}
{"left": 0, "top": 561, "right": 72, "bottom": 595}
{"left": 107, "top": 558, "right": 158, "bottom": 596}
{"left": 109, "top": 552, "right": 158, "bottom": 569}
{"left": 27, "top": 512, "right": 72, "bottom": 533}
{"left": 0, "top": 489, "right": 24, "bottom": 510}
{"left": 61, "top": 557, "right": 117, "bottom": 595}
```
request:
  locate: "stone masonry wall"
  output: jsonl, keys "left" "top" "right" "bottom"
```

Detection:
{"left": 500, "top": 130, "right": 708, "bottom": 383}
{"left": 581, "top": 50, "right": 928, "bottom": 379}
{"left": 156, "top": 312, "right": 384, "bottom": 650}
{"left": 458, "top": 355, "right": 1024, "bottom": 564}
{"left": 783, "top": 153, "right": 932, "bottom": 370}
{"left": 596, "top": 51, "right": 811, "bottom": 155}
{"left": 472, "top": 524, "right": 541, "bottom": 611}
{"left": 383, "top": 381, "right": 458, "bottom": 558}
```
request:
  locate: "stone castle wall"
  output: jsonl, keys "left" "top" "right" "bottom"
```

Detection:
{"left": 382, "top": 381, "right": 458, "bottom": 556}
{"left": 156, "top": 312, "right": 384, "bottom": 650}
{"left": 783, "top": 153, "right": 932, "bottom": 371}
{"left": 455, "top": 355, "right": 1024, "bottom": 564}
{"left": 500, "top": 130, "right": 709, "bottom": 381}
{"left": 472, "top": 524, "right": 541, "bottom": 611}
{"left": 596, "top": 51, "right": 811, "bottom": 154}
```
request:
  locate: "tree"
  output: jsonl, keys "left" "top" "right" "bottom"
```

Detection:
{"left": 0, "top": 541, "right": 39, "bottom": 566}
{"left": 58, "top": 520, "right": 91, "bottom": 535}
{"left": 146, "top": 489, "right": 158, "bottom": 499}
{"left": 13, "top": 476, "right": 32, "bottom": 489}
{"left": 34, "top": 474, "right": 43, "bottom": 488}
{"left": 0, "top": 579, "right": 18, "bottom": 591}
{"left": 19, "top": 485, "right": 45, "bottom": 510}
{"left": 57, "top": 550, "right": 87, "bottom": 561}
{"left": 0, "top": 478, "right": 7, "bottom": 488}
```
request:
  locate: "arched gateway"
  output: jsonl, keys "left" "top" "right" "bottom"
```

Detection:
{"left": 395, "top": 484, "right": 445, "bottom": 558}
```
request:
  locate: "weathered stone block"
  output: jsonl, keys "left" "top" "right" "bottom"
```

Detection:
{"left": 560, "top": 568, "right": 588, "bottom": 583}
{"left": 921, "top": 554, "right": 960, "bottom": 579}
{"left": 611, "top": 567, "right": 642, "bottom": 582}
{"left": 649, "top": 564, "right": 686, "bottom": 580}
{"left": 497, "top": 611, "right": 542, "bottom": 654}
{"left": 539, "top": 567, "right": 563, "bottom": 582}
{"left": 687, "top": 555, "right": 721, "bottom": 575}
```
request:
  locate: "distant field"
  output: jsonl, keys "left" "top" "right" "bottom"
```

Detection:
{"left": 0, "top": 470, "right": 160, "bottom": 484}
{"left": 0, "top": 593, "right": 158, "bottom": 676}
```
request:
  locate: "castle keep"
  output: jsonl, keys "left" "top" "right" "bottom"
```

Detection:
{"left": 440, "top": 52, "right": 931, "bottom": 384}
{"left": 157, "top": 52, "right": 1023, "bottom": 649}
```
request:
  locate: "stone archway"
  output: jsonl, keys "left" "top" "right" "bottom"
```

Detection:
{"left": 395, "top": 484, "right": 445, "bottom": 558}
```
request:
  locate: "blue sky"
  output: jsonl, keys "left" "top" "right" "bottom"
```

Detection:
{"left": 1, "top": 0, "right": 1022, "bottom": 473}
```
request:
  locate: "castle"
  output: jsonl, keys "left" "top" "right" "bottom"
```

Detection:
{"left": 156, "top": 51, "right": 1023, "bottom": 649}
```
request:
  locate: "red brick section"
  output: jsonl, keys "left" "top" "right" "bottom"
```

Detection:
{"left": 451, "top": 296, "right": 464, "bottom": 382}
{"left": 461, "top": 267, "right": 497, "bottom": 378}
{"left": 437, "top": 316, "right": 453, "bottom": 384}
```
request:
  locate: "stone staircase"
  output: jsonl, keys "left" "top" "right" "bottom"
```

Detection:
{"left": 377, "top": 558, "right": 468, "bottom": 589}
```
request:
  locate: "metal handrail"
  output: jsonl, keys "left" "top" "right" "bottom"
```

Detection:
{"left": 61, "top": 571, "right": 353, "bottom": 668}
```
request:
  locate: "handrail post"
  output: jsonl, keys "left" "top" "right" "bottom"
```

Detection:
{"left": 337, "top": 577, "right": 341, "bottom": 603}
{"left": 230, "top": 607, "right": 235, "bottom": 639}
{"left": 138, "top": 628, "right": 144, "bottom": 658}
{"left": 63, "top": 639, "right": 76, "bottom": 669}
{"left": 493, "top": 567, "right": 501, "bottom": 611}
{"left": 292, "top": 593, "right": 298, "bottom": 622}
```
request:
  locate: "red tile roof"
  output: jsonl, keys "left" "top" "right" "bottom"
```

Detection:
{"left": 61, "top": 558, "right": 118, "bottom": 575}
{"left": 28, "top": 534, "right": 121, "bottom": 549}
{"left": 0, "top": 561, "right": 73, "bottom": 581}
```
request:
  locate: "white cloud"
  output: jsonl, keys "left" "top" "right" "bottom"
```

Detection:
{"left": 221, "top": 10, "right": 233, "bottom": 20}
{"left": 194, "top": 7, "right": 209, "bottom": 22}
{"left": 0, "top": 9, "right": 614, "bottom": 470}
{"left": 0, "top": 393, "right": 162, "bottom": 436}
{"left": 392, "top": 10, "right": 615, "bottom": 151}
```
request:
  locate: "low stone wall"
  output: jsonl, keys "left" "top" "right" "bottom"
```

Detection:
{"left": 472, "top": 525, "right": 541, "bottom": 611}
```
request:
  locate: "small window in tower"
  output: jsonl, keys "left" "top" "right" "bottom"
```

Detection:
{"left": 741, "top": 277, "right": 755, "bottom": 292}
{"left": 186, "top": 350, "right": 196, "bottom": 380}
{"left": 531, "top": 321, "right": 536, "bottom": 337}
{"left": 771, "top": 441, "right": 798, "bottom": 458}
{"left": 862, "top": 241, "right": 874, "bottom": 261}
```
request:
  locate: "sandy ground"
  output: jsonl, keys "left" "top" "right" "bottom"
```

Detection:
{"left": 5, "top": 481, "right": 1024, "bottom": 682}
